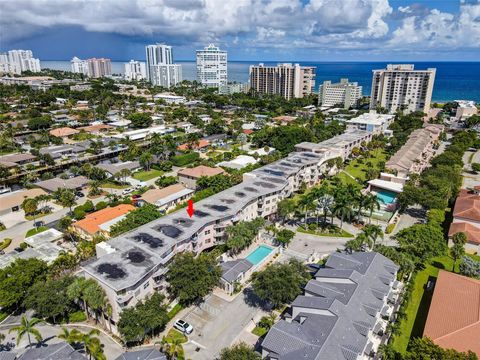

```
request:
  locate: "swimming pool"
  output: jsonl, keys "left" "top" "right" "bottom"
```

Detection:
{"left": 246, "top": 244, "right": 274, "bottom": 265}
{"left": 376, "top": 190, "right": 397, "bottom": 205}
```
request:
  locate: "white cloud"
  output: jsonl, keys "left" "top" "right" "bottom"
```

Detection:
{"left": 1, "top": 0, "right": 479, "bottom": 56}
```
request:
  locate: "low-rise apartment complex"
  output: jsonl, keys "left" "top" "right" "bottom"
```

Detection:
{"left": 346, "top": 110, "right": 395, "bottom": 135}
{"left": 261, "top": 252, "right": 401, "bottom": 360}
{"left": 386, "top": 124, "right": 443, "bottom": 178}
{"left": 318, "top": 78, "right": 362, "bottom": 109}
{"left": 80, "top": 130, "right": 371, "bottom": 332}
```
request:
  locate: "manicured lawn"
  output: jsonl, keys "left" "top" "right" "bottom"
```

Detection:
{"left": 390, "top": 254, "right": 480, "bottom": 353}
{"left": 132, "top": 169, "right": 163, "bottom": 181}
{"left": 100, "top": 181, "right": 128, "bottom": 189}
{"left": 25, "top": 226, "right": 48, "bottom": 238}
{"left": 297, "top": 225, "right": 354, "bottom": 238}
{"left": 344, "top": 149, "right": 387, "bottom": 182}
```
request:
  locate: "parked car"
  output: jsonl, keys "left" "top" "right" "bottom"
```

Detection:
{"left": 76, "top": 191, "right": 85, "bottom": 198}
{"left": 33, "top": 221, "right": 45, "bottom": 228}
{"left": 122, "top": 188, "right": 133, "bottom": 195}
{"left": 173, "top": 319, "right": 193, "bottom": 334}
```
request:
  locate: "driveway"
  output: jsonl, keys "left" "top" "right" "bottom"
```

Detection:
{"left": 181, "top": 290, "right": 269, "bottom": 360}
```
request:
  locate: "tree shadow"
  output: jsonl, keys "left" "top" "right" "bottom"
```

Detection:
{"left": 0, "top": 341, "right": 15, "bottom": 352}
{"left": 33, "top": 335, "right": 56, "bottom": 348}
{"left": 242, "top": 287, "right": 271, "bottom": 311}
{"left": 411, "top": 276, "right": 435, "bottom": 340}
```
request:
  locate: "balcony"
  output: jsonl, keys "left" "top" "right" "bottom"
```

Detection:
{"left": 116, "top": 292, "right": 133, "bottom": 305}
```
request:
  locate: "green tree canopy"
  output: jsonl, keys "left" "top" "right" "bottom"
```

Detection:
{"left": 219, "top": 342, "right": 261, "bottom": 360}
{"left": 166, "top": 252, "right": 221, "bottom": 305}
{"left": 252, "top": 259, "right": 310, "bottom": 308}
{"left": 395, "top": 224, "right": 446, "bottom": 263}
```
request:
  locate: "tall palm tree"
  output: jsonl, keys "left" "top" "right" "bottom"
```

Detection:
{"left": 79, "top": 329, "right": 103, "bottom": 360}
{"left": 355, "top": 193, "right": 369, "bottom": 222}
{"left": 333, "top": 201, "right": 353, "bottom": 229}
{"left": 362, "top": 224, "right": 384, "bottom": 248}
{"left": 317, "top": 194, "right": 334, "bottom": 227}
{"left": 9, "top": 316, "right": 44, "bottom": 347}
{"left": 298, "top": 194, "right": 315, "bottom": 227}
{"left": 364, "top": 194, "right": 381, "bottom": 223}
{"left": 161, "top": 336, "right": 184, "bottom": 360}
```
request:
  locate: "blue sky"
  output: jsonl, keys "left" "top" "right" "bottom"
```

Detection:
{"left": 1, "top": 0, "right": 479, "bottom": 61}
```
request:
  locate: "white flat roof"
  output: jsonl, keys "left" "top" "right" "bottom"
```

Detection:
{"left": 368, "top": 179, "right": 404, "bottom": 193}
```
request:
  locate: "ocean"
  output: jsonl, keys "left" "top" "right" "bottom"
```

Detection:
{"left": 41, "top": 60, "right": 480, "bottom": 103}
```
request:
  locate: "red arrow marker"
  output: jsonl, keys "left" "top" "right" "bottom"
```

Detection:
{"left": 187, "top": 199, "right": 194, "bottom": 218}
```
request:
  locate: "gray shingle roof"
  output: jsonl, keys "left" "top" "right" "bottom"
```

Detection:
{"left": 261, "top": 252, "right": 399, "bottom": 360}
{"left": 220, "top": 259, "right": 254, "bottom": 283}
{"left": 114, "top": 348, "right": 167, "bottom": 360}
{"left": 18, "top": 342, "right": 86, "bottom": 360}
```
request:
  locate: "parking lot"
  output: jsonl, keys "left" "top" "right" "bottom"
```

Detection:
{"left": 182, "top": 290, "right": 269, "bottom": 359}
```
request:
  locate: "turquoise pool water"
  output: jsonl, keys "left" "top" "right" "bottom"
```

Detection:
{"left": 376, "top": 190, "right": 397, "bottom": 205}
{"left": 246, "top": 245, "right": 274, "bottom": 265}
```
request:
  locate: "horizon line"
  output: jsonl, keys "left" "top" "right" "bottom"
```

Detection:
{"left": 40, "top": 59, "right": 480, "bottom": 63}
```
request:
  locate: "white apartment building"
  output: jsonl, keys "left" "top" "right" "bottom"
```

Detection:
{"left": 249, "top": 63, "right": 316, "bottom": 100}
{"left": 346, "top": 110, "right": 395, "bottom": 135}
{"left": 71, "top": 57, "right": 88, "bottom": 75}
{"left": 196, "top": 44, "right": 227, "bottom": 88}
{"left": 0, "top": 50, "right": 41, "bottom": 74}
{"left": 145, "top": 44, "right": 182, "bottom": 88}
{"left": 219, "top": 83, "right": 248, "bottom": 95}
{"left": 319, "top": 78, "right": 362, "bottom": 109}
{"left": 80, "top": 130, "right": 373, "bottom": 333}
{"left": 87, "top": 58, "right": 112, "bottom": 78}
{"left": 124, "top": 60, "right": 146, "bottom": 81}
{"left": 370, "top": 64, "right": 436, "bottom": 114}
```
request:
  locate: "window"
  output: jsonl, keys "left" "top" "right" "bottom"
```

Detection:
{"left": 143, "top": 282, "right": 149, "bottom": 290}
{"left": 205, "top": 230, "right": 211, "bottom": 235}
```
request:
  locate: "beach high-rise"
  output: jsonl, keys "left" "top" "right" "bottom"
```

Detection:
{"left": 196, "top": 44, "right": 227, "bottom": 88}
{"left": 145, "top": 44, "right": 182, "bottom": 88}
{"left": 370, "top": 64, "right": 436, "bottom": 114}
{"left": 86, "top": 58, "right": 112, "bottom": 78}
{"left": 249, "top": 63, "right": 315, "bottom": 100}
{"left": 0, "top": 50, "right": 41, "bottom": 74}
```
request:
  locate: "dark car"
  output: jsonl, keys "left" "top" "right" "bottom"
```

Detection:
{"left": 76, "top": 192, "right": 85, "bottom": 198}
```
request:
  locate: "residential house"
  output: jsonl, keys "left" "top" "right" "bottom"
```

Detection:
{"left": 73, "top": 204, "right": 135, "bottom": 239}
{"left": 35, "top": 176, "right": 88, "bottom": 193}
{"left": 0, "top": 188, "right": 47, "bottom": 216}
{"left": 177, "top": 139, "right": 210, "bottom": 151}
{"left": 114, "top": 348, "right": 167, "bottom": 360}
{"left": 220, "top": 259, "right": 254, "bottom": 294}
{"left": 0, "top": 153, "right": 36, "bottom": 169}
{"left": 77, "top": 124, "right": 113, "bottom": 134}
{"left": 423, "top": 270, "right": 480, "bottom": 357}
{"left": 217, "top": 155, "right": 258, "bottom": 170}
{"left": 346, "top": 110, "right": 395, "bottom": 135}
{"left": 177, "top": 165, "right": 225, "bottom": 189}
{"left": 49, "top": 127, "right": 80, "bottom": 138}
{"left": 98, "top": 161, "right": 141, "bottom": 177}
{"left": 15, "top": 342, "right": 87, "bottom": 360}
{"left": 139, "top": 184, "right": 194, "bottom": 213}
{"left": 448, "top": 189, "right": 480, "bottom": 252}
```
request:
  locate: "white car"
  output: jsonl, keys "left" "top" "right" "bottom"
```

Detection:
{"left": 122, "top": 188, "right": 133, "bottom": 195}
{"left": 173, "top": 319, "right": 193, "bottom": 334}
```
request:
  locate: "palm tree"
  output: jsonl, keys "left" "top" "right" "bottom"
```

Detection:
{"left": 88, "top": 180, "right": 102, "bottom": 197}
{"left": 79, "top": 329, "right": 103, "bottom": 360}
{"left": 298, "top": 194, "right": 315, "bottom": 227}
{"left": 364, "top": 194, "right": 380, "bottom": 223}
{"left": 57, "top": 327, "right": 82, "bottom": 345}
{"left": 118, "top": 168, "right": 131, "bottom": 185}
{"left": 317, "top": 194, "right": 334, "bottom": 227}
{"left": 333, "top": 201, "right": 353, "bottom": 229}
{"left": 362, "top": 224, "right": 384, "bottom": 248}
{"left": 9, "top": 316, "right": 44, "bottom": 347}
{"left": 355, "top": 193, "right": 369, "bottom": 222}
{"left": 161, "top": 336, "right": 184, "bottom": 360}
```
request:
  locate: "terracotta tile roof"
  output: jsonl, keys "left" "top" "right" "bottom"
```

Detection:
{"left": 49, "top": 127, "right": 79, "bottom": 137}
{"left": 453, "top": 190, "right": 480, "bottom": 222}
{"left": 272, "top": 115, "right": 297, "bottom": 123}
{"left": 243, "top": 129, "right": 254, "bottom": 135}
{"left": 77, "top": 124, "right": 113, "bottom": 133}
{"left": 73, "top": 204, "right": 135, "bottom": 235}
{"left": 177, "top": 165, "right": 225, "bottom": 179}
{"left": 449, "top": 222, "right": 480, "bottom": 245}
{"left": 177, "top": 139, "right": 209, "bottom": 151}
{"left": 423, "top": 270, "right": 480, "bottom": 356}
